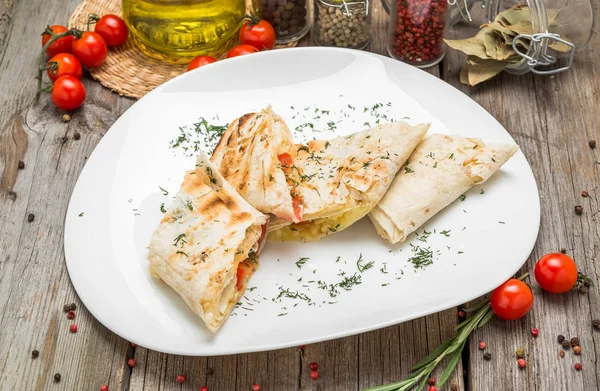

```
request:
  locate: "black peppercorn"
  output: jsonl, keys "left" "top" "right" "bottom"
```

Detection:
{"left": 54, "top": 373, "right": 61, "bottom": 382}
{"left": 61, "top": 136, "right": 68, "bottom": 144}
{"left": 574, "top": 205, "right": 583, "bottom": 215}
{"left": 18, "top": 161, "right": 25, "bottom": 169}
{"left": 31, "top": 350, "right": 39, "bottom": 358}
{"left": 560, "top": 248, "right": 566, "bottom": 254}
{"left": 557, "top": 335, "right": 565, "bottom": 343}
{"left": 570, "top": 337, "right": 580, "bottom": 347}
{"left": 63, "top": 304, "right": 71, "bottom": 312}
{"left": 8, "top": 190, "right": 16, "bottom": 200}
{"left": 590, "top": 140, "right": 596, "bottom": 149}
{"left": 27, "top": 213, "right": 35, "bottom": 222}
{"left": 69, "top": 303, "right": 77, "bottom": 311}
{"left": 483, "top": 352, "right": 492, "bottom": 360}
{"left": 561, "top": 339, "right": 570, "bottom": 349}
{"left": 593, "top": 319, "right": 600, "bottom": 329}
{"left": 74, "top": 132, "right": 81, "bottom": 141}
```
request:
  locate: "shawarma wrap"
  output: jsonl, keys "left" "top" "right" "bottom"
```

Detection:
{"left": 268, "top": 122, "right": 430, "bottom": 242}
{"left": 369, "top": 134, "right": 518, "bottom": 244}
{"left": 148, "top": 153, "right": 268, "bottom": 332}
{"left": 211, "top": 107, "right": 300, "bottom": 222}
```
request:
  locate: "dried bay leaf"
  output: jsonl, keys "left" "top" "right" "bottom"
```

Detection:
{"left": 465, "top": 56, "right": 508, "bottom": 86}
{"left": 506, "top": 20, "right": 534, "bottom": 35}
{"left": 498, "top": 6, "right": 531, "bottom": 25}
{"left": 444, "top": 37, "right": 489, "bottom": 59}
{"left": 460, "top": 63, "right": 470, "bottom": 85}
{"left": 549, "top": 41, "right": 572, "bottom": 52}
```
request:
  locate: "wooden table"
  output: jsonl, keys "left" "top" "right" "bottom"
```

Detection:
{"left": 1, "top": 0, "right": 599, "bottom": 389}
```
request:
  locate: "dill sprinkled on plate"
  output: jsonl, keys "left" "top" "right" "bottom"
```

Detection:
{"left": 416, "top": 229, "right": 431, "bottom": 242}
{"left": 297, "top": 145, "right": 310, "bottom": 153}
{"left": 278, "top": 313, "right": 288, "bottom": 316}
{"left": 160, "top": 203, "right": 166, "bottom": 213}
{"left": 186, "top": 201, "right": 193, "bottom": 211}
{"left": 480, "top": 189, "right": 485, "bottom": 194}
{"left": 499, "top": 221, "right": 505, "bottom": 224}
{"left": 173, "top": 233, "right": 187, "bottom": 247}
{"left": 459, "top": 194, "right": 466, "bottom": 201}
{"left": 380, "top": 264, "right": 388, "bottom": 274}
{"left": 335, "top": 256, "right": 341, "bottom": 263}
{"left": 404, "top": 166, "right": 414, "bottom": 174}
{"left": 382, "top": 283, "right": 389, "bottom": 287}
{"left": 248, "top": 287, "right": 257, "bottom": 291}
{"left": 275, "top": 288, "right": 312, "bottom": 304}
{"left": 159, "top": 186, "right": 169, "bottom": 196}
{"left": 78, "top": 212, "right": 84, "bottom": 217}
{"left": 408, "top": 244, "right": 434, "bottom": 270}
{"left": 295, "top": 257, "right": 309, "bottom": 269}
{"left": 176, "top": 250, "right": 189, "bottom": 257}
{"left": 448, "top": 153, "right": 455, "bottom": 159}
{"left": 356, "top": 253, "right": 374, "bottom": 272}
{"left": 440, "top": 230, "right": 451, "bottom": 237}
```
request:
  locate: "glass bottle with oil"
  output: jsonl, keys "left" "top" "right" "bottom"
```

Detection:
{"left": 122, "top": 0, "right": 247, "bottom": 63}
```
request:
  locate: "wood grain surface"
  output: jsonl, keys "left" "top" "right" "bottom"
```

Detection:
{"left": 0, "top": 0, "right": 598, "bottom": 390}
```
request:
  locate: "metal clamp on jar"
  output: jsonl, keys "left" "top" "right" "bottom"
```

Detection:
{"left": 313, "top": 0, "right": 372, "bottom": 49}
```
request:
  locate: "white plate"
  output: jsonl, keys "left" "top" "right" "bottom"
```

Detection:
{"left": 64, "top": 48, "right": 540, "bottom": 356}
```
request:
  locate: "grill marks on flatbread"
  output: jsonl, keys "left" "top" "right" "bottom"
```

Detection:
{"left": 268, "top": 122, "right": 430, "bottom": 242}
{"left": 369, "top": 134, "right": 518, "bottom": 244}
{"left": 148, "top": 153, "right": 268, "bottom": 332}
{"left": 211, "top": 107, "right": 297, "bottom": 222}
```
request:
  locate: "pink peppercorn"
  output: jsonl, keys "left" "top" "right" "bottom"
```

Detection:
{"left": 310, "top": 371, "right": 319, "bottom": 380}
{"left": 531, "top": 327, "right": 539, "bottom": 337}
{"left": 517, "top": 358, "right": 526, "bottom": 369}
{"left": 478, "top": 341, "right": 486, "bottom": 350}
{"left": 69, "top": 324, "right": 78, "bottom": 333}
{"left": 252, "top": 384, "right": 261, "bottom": 391}
{"left": 100, "top": 385, "right": 108, "bottom": 391}
{"left": 574, "top": 363, "right": 583, "bottom": 371}
{"left": 200, "top": 387, "right": 209, "bottom": 391}
{"left": 67, "top": 310, "right": 76, "bottom": 320}
{"left": 176, "top": 374, "right": 186, "bottom": 383}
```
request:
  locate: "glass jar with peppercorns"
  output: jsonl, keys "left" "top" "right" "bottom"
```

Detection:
{"left": 387, "top": 0, "right": 449, "bottom": 68}
{"left": 313, "top": 0, "right": 372, "bottom": 49}
{"left": 256, "top": 0, "right": 312, "bottom": 43}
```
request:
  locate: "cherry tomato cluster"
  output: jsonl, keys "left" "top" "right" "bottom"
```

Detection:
{"left": 186, "top": 15, "right": 275, "bottom": 72}
{"left": 489, "top": 252, "right": 588, "bottom": 321}
{"left": 39, "top": 14, "right": 129, "bottom": 111}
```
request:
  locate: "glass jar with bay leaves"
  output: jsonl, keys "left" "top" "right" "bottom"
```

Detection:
{"left": 444, "top": 0, "right": 594, "bottom": 81}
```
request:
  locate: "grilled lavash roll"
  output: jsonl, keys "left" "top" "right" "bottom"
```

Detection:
{"left": 148, "top": 153, "right": 268, "bottom": 332}
{"left": 211, "top": 106, "right": 299, "bottom": 222}
{"left": 268, "top": 122, "right": 430, "bottom": 242}
{"left": 369, "top": 134, "right": 518, "bottom": 244}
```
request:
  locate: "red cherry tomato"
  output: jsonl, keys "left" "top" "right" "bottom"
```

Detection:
{"left": 94, "top": 14, "right": 129, "bottom": 47}
{"left": 226, "top": 44, "right": 259, "bottom": 59}
{"left": 235, "top": 265, "right": 247, "bottom": 291}
{"left": 239, "top": 18, "right": 276, "bottom": 50}
{"left": 47, "top": 53, "right": 83, "bottom": 82}
{"left": 534, "top": 253, "right": 578, "bottom": 293}
{"left": 72, "top": 31, "right": 108, "bottom": 68}
{"left": 490, "top": 278, "right": 533, "bottom": 320}
{"left": 187, "top": 55, "right": 217, "bottom": 72}
{"left": 42, "top": 25, "right": 74, "bottom": 57}
{"left": 51, "top": 75, "right": 86, "bottom": 111}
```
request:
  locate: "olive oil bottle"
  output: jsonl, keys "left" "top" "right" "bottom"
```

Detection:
{"left": 122, "top": 0, "right": 247, "bottom": 63}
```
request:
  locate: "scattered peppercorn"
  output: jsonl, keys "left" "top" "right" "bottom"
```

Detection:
{"left": 531, "top": 327, "right": 539, "bottom": 337}
{"left": 63, "top": 304, "right": 71, "bottom": 312}
{"left": 478, "top": 341, "right": 486, "bottom": 350}
{"left": 74, "top": 132, "right": 81, "bottom": 141}
{"left": 252, "top": 384, "right": 261, "bottom": 391}
{"left": 100, "top": 385, "right": 109, "bottom": 391}
{"left": 127, "top": 358, "right": 136, "bottom": 367}
{"left": 483, "top": 352, "right": 491, "bottom": 361}
{"left": 589, "top": 140, "right": 597, "bottom": 149}
{"left": 67, "top": 310, "right": 75, "bottom": 320}
{"left": 206, "top": 367, "right": 214, "bottom": 375}
{"left": 309, "top": 362, "right": 318, "bottom": 371}
{"left": 581, "top": 190, "right": 589, "bottom": 197}
{"left": 62, "top": 114, "right": 71, "bottom": 122}
{"left": 310, "top": 371, "right": 319, "bottom": 380}
{"left": 516, "top": 348, "right": 525, "bottom": 358}
{"left": 451, "top": 384, "right": 458, "bottom": 391}
{"left": 32, "top": 350, "right": 39, "bottom": 358}
{"left": 70, "top": 303, "right": 77, "bottom": 311}
{"left": 458, "top": 310, "right": 466, "bottom": 318}
{"left": 176, "top": 374, "right": 185, "bottom": 383}
{"left": 54, "top": 373, "right": 61, "bottom": 382}
{"left": 61, "top": 136, "right": 68, "bottom": 144}
{"left": 575, "top": 205, "right": 583, "bottom": 215}
{"left": 593, "top": 319, "right": 600, "bottom": 329}
{"left": 428, "top": 386, "right": 437, "bottom": 391}
{"left": 8, "top": 190, "right": 17, "bottom": 200}
{"left": 69, "top": 324, "right": 78, "bottom": 333}
{"left": 561, "top": 340, "right": 570, "bottom": 349}
{"left": 559, "top": 350, "right": 565, "bottom": 358}
{"left": 570, "top": 337, "right": 580, "bottom": 347}
{"left": 27, "top": 213, "right": 35, "bottom": 222}
{"left": 560, "top": 248, "right": 567, "bottom": 254}
{"left": 427, "top": 378, "right": 436, "bottom": 386}
{"left": 574, "top": 363, "right": 583, "bottom": 371}
{"left": 517, "top": 358, "right": 526, "bottom": 368}
{"left": 18, "top": 161, "right": 25, "bottom": 169}
{"left": 573, "top": 346, "right": 581, "bottom": 355}
{"left": 200, "top": 387, "right": 209, "bottom": 391}
{"left": 557, "top": 335, "right": 565, "bottom": 343}
{"left": 130, "top": 342, "right": 137, "bottom": 348}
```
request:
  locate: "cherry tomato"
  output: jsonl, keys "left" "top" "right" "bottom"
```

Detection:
{"left": 42, "top": 25, "right": 74, "bottom": 57}
{"left": 51, "top": 75, "right": 86, "bottom": 111}
{"left": 277, "top": 152, "right": 293, "bottom": 167}
{"left": 226, "top": 44, "right": 259, "bottom": 59}
{"left": 187, "top": 55, "right": 217, "bottom": 72}
{"left": 239, "top": 18, "right": 276, "bottom": 50}
{"left": 490, "top": 278, "right": 533, "bottom": 320}
{"left": 72, "top": 31, "right": 108, "bottom": 68}
{"left": 534, "top": 253, "right": 578, "bottom": 293}
{"left": 235, "top": 265, "right": 247, "bottom": 291}
{"left": 47, "top": 53, "right": 83, "bottom": 82}
{"left": 94, "top": 14, "right": 129, "bottom": 47}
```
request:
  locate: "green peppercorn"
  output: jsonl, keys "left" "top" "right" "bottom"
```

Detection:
{"left": 516, "top": 347, "right": 525, "bottom": 358}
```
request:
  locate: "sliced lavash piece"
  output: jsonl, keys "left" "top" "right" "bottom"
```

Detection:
{"left": 148, "top": 153, "right": 268, "bottom": 332}
{"left": 211, "top": 106, "right": 299, "bottom": 222}
{"left": 268, "top": 121, "right": 430, "bottom": 242}
{"left": 369, "top": 134, "right": 518, "bottom": 244}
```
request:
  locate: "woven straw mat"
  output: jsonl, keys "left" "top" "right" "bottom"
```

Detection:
{"left": 69, "top": 0, "right": 298, "bottom": 99}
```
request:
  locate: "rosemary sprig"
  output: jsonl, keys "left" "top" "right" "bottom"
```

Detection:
{"left": 363, "top": 273, "right": 529, "bottom": 391}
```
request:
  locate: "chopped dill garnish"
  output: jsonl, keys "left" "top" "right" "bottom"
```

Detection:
{"left": 356, "top": 253, "right": 374, "bottom": 272}
{"left": 404, "top": 166, "right": 414, "bottom": 174}
{"left": 440, "top": 230, "right": 451, "bottom": 237}
{"left": 407, "top": 244, "right": 434, "bottom": 270}
{"left": 459, "top": 194, "right": 466, "bottom": 201}
{"left": 160, "top": 203, "right": 166, "bottom": 213}
{"left": 159, "top": 186, "right": 169, "bottom": 196}
{"left": 295, "top": 257, "right": 309, "bottom": 269}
